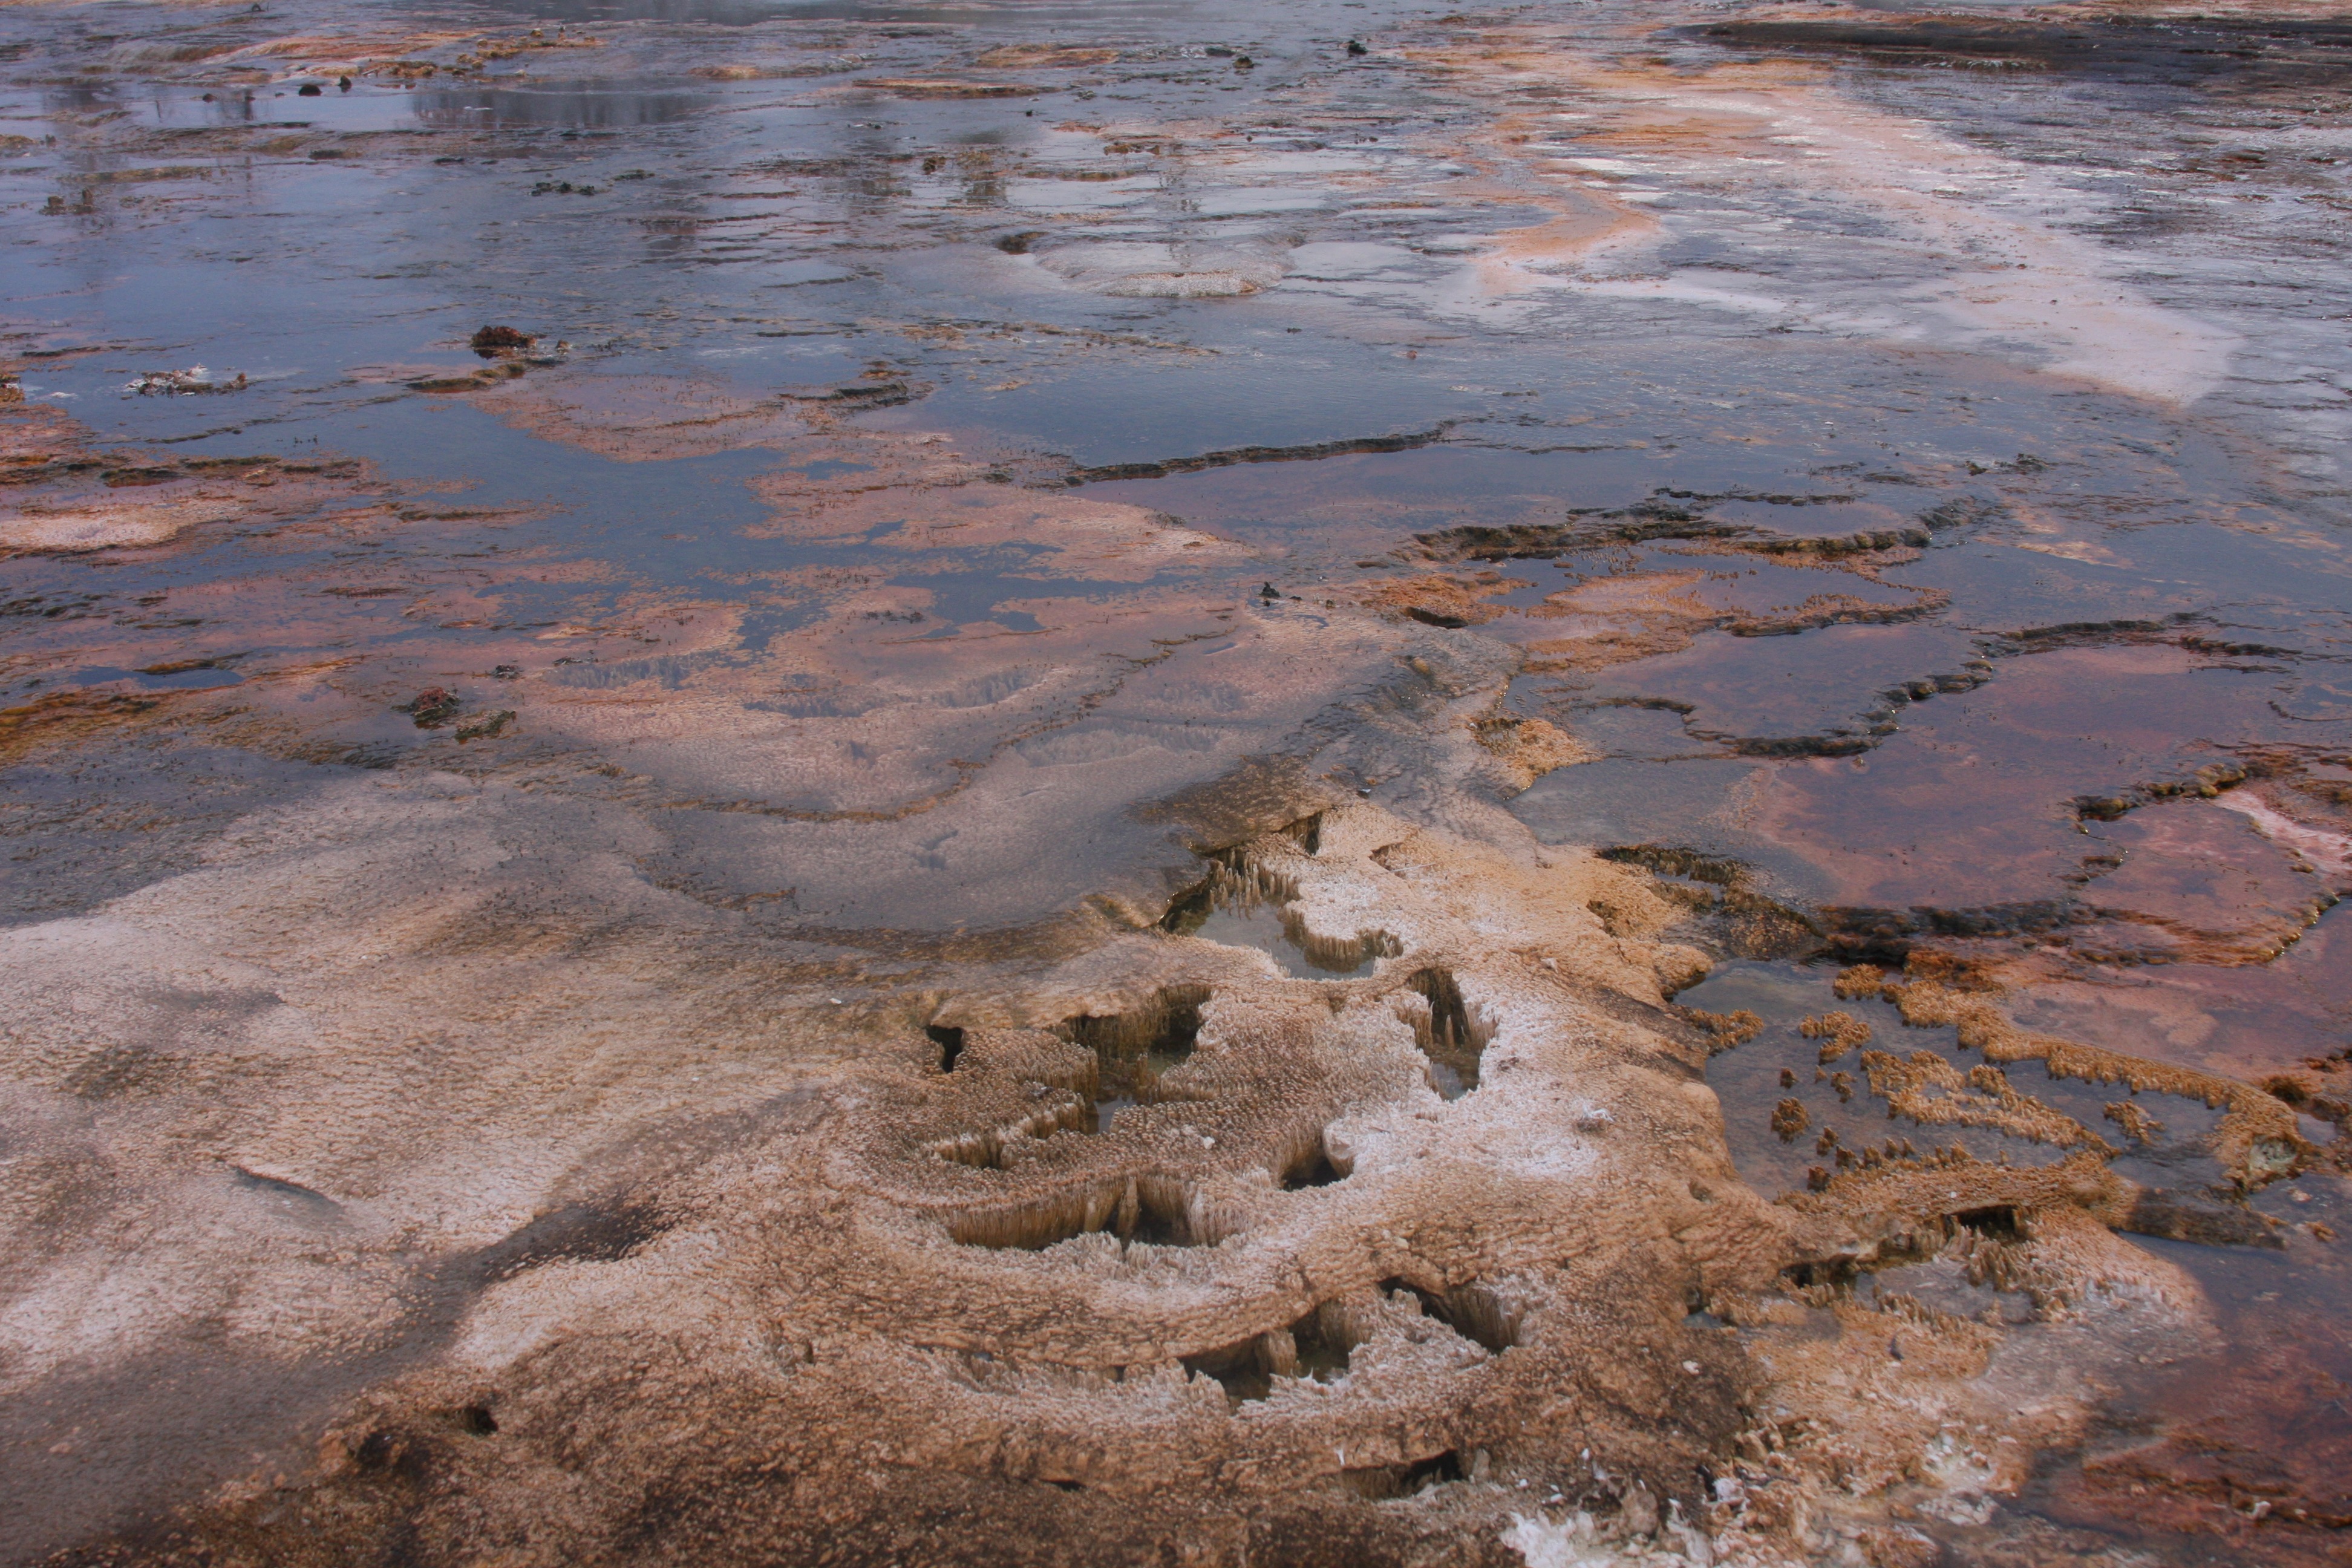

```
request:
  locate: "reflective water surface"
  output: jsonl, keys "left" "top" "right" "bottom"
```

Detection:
{"left": 2, "top": 0, "right": 2349, "bottom": 1560}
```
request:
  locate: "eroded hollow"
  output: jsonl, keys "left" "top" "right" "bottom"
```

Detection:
{"left": 1286, "top": 811, "right": 1325, "bottom": 857}
{"left": 1063, "top": 985, "right": 1209, "bottom": 1132}
{"left": 1182, "top": 1299, "right": 1359, "bottom": 1401}
{"left": 1161, "top": 854, "right": 1294, "bottom": 934}
{"left": 1396, "top": 969, "right": 1498, "bottom": 1099}
{"left": 927, "top": 1024, "right": 967, "bottom": 1073}
{"left": 1953, "top": 1204, "right": 2026, "bottom": 1243}
{"left": 1283, "top": 1153, "right": 1344, "bottom": 1190}
{"left": 949, "top": 1173, "right": 1207, "bottom": 1250}
{"left": 1279, "top": 1126, "right": 1353, "bottom": 1190}
{"left": 1780, "top": 1206, "right": 2037, "bottom": 1296}
{"left": 1163, "top": 852, "right": 1395, "bottom": 978}
{"left": 924, "top": 1089, "right": 1089, "bottom": 1170}
{"left": 1342, "top": 1450, "right": 1463, "bottom": 1499}
{"left": 1380, "top": 1277, "right": 1521, "bottom": 1354}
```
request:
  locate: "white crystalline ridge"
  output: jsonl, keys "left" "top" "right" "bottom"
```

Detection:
{"left": 1466, "top": 71, "right": 2240, "bottom": 408}
{"left": 1502, "top": 1511, "right": 1720, "bottom": 1568}
{"left": 1503, "top": 1513, "right": 1624, "bottom": 1568}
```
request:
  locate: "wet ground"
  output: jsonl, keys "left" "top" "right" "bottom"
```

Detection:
{"left": 2, "top": 0, "right": 2351, "bottom": 1561}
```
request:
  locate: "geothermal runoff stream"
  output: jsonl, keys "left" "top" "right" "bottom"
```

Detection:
{"left": 1, "top": 0, "right": 2349, "bottom": 1564}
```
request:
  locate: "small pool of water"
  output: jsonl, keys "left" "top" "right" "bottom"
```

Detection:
{"left": 1187, "top": 899, "right": 1387, "bottom": 979}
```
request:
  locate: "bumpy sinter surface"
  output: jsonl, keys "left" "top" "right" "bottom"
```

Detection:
{"left": 1, "top": 0, "right": 2349, "bottom": 1564}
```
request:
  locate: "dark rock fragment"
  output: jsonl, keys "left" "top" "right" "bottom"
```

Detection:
{"left": 471, "top": 324, "right": 535, "bottom": 357}
{"left": 399, "top": 687, "right": 460, "bottom": 727}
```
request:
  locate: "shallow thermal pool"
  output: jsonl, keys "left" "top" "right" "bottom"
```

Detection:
{"left": 1, "top": 0, "right": 2348, "bottom": 1561}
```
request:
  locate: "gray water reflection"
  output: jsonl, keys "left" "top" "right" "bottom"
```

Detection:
{"left": 4, "top": 0, "right": 2351, "bottom": 1559}
{"left": 410, "top": 85, "right": 716, "bottom": 128}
